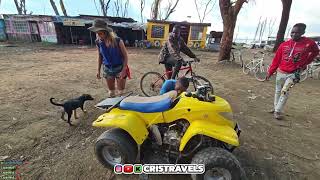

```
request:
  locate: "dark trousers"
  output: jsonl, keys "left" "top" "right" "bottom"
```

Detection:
{"left": 164, "top": 56, "right": 183, "bottom": 79}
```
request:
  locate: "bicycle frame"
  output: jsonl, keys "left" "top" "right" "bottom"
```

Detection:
{"left": 245, "top": 53, "right": 266, "bottom": 72}
{"left": 149, "top": 62, "right": 194, "bottom": 90}
{"left": 164, "top": 62, "right": 194, "bottom": 80}
{"left": 151, "top": 61, "right": 193, "bottom": 93}
{"left": 304, "top": 61, "right": 320, "bottom": 78}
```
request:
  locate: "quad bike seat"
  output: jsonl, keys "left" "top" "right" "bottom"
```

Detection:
{"left": 119, "top": 91, "right": 177, "bottom": 113}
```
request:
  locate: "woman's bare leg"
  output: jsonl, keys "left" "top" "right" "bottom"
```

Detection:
{"left": 106, "top": 77, "right": 116, "bottom": 97}
{"left": 116, "top": 78, "right": 126, "bottom": 95}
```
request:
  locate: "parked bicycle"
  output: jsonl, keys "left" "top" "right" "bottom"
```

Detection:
{"left": 140, "top": 58, "right": 213, "bottom": 97}
{"left": 243, "top": 51, "right": 269, "bottom": 82}
{"left": 300, "top": 59, "right": 320, "bottom": 81}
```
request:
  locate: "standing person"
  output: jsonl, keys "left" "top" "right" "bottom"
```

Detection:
{"left": 159, "top": 25, "right": 200, "bottom": 79}
{"left": 266, "top": 23, "right": 319, "bottom": 120}
{"left": 89, "top": 19, "right": 130, "bottom": 97}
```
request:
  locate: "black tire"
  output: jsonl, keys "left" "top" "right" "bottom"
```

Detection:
{"left": 95, "top": 128, "right": 138, "bottom": 169}
{"left": 140, "top": 72, "right": 165, "bottom": 97}
{"left": 254, "top": 64, "right": 268, "bottom": 82}
{"left": 191, "top": 147, "right": 246, "bottom": 180}
{"left": 189, "top": 75, "right": 214, "bottom": 94}
{"left": 242, "top": 62, "right": 252, "bottom": 75}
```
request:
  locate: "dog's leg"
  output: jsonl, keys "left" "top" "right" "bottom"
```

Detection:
{"left": 61, "top": 111, "right": 66, "bottom": 121}
{"left": 74, "top": 109, "right": 78, "bottom": 119}
{"left": 80, "top": 104, "right": 87, "bottom": 113}
{"left": 67, "top": 112, "right": 73, "bottom": 126}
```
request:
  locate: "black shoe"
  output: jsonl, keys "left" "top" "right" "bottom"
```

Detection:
{"left": 274, "top": 112, "right": 282, "bottom": 120}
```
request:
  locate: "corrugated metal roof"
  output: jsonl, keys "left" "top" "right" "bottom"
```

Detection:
{"left": 147, "top": 19, "right": 211, "bottom": 26}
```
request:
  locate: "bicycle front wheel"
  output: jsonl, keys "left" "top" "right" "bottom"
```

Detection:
{"left": 243, "top": 61, "right": 252, "bottom": 75}
{"left": 254, "top": 64, "right": 268, "bottom": 82}
{"left": 189, "top": 75, "right": 214, "bottom": 94}
{"left": 140, "top": 72, "right": 165, "bottom": 97}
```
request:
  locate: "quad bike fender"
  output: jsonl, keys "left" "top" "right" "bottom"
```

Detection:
{"left": 92, "top": 111, "right": 149, "bottom": 145}
{"left": 179, "top": 120, "right": 239, "bottom": 151}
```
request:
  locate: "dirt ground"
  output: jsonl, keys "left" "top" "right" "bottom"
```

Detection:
{"left": 0, "top": 42, "right": 319, "bottom": 180}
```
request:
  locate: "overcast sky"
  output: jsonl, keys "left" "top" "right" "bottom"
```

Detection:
{"left": 1, "top": 0, "right": 319, "bottom": 40}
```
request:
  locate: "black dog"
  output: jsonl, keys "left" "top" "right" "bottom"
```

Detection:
{"left": 50, "top": 94, "right": 94, "bottom": 126}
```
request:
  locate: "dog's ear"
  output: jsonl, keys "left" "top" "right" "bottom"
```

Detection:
{"left": 83, "top": 94, "right": 94, "bottom": 100}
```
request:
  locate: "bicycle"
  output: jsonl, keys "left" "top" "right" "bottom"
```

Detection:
{"left": 140, "top": 58, "right": 213, "bottom": 97}
{"left": 242, "top": 51, "right": 269, "bottom": 82}
{"left": 300, "top": 59, "right": 320, "bottom": 81}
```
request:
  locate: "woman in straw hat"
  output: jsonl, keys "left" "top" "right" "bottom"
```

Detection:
{"left": 89, "top": 19, "right": 130, "bottom": 97}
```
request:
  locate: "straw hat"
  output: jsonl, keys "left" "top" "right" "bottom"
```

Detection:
{"left": 88, "top": 19, "right": 113, "bottom": 32}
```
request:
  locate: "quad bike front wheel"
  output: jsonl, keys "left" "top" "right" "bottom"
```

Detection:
{"left": 191, "top": 147, "right": 246, "bottom": 180}
{"left": 95, "top": 128, "right": 138, "bottom": 169}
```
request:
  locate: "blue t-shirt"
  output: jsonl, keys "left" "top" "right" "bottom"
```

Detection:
{"left": 160, "top": 80, "right": 177, "bottom": 95}
{"left": 97, "top": 38, "right": 123, "bottom": 67}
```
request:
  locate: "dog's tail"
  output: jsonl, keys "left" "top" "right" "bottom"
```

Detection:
{"left": 50, "top": 98, "right": 64, "bottom": 107}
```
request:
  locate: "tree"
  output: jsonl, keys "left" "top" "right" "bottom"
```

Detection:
{"left": 162, "top": 0, "right": 180, "bottom": 20}
{"left": 151, "top": 0, "right": 161, "bottom": 20}
{"left": 194, "top": 0, "right": 216, "bottom": 23}
{"left": 151, "top": 0, "right": 180, "bottom": 20}
{"left": 273, "top": 0, "right": 292, "bottom": 52}
{"left": 113, "top": 0, "right": 129, "bottom": 17}
{"left": 99, "top": 0, "right": 111, "bottom": 16}
{"left": 140, "top": 0, "right": 145, "bottom": 22}
{"left": 50, "top": 0, "right": 60, "bottom": 16}
{"left": 114, "top": 0, "right": 120, "bottom": 16}
{"left": 105, "top": 0, "right": 112, "bottom": 16}
{"left": 218, "top": 0, "right": 247, "bottom": 61}
{"left": 121, "top": 0, "right": 130, "bottom": 17}
{"left": 14, "top": 0, "right": 26, "bottom": 15}
{"left": 60, "top": 0, "right": 68, "bottom": 16}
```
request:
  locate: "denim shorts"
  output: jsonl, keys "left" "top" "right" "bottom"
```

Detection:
{"left": 102, "top": 64, "right": 124, "bottom": 79}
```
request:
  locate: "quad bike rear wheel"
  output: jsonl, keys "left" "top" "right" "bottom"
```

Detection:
{"left": 191, "top": 147, "right": 246, "bottom": 180}
{"left": 95, "top": 128, "right": 138, "bottom": 169}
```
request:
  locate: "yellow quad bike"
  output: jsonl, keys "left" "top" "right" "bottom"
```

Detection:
{"left": 93, "top": 84, "right": 246, "bottom": 180}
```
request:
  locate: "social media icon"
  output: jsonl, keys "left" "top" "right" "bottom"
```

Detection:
{"left": 114, "top": 164, "right": 122, "bottom": 174}
{"left": 134, "top": 164, "right": 142, "bottom": 174}
{"left": 123, "top": 164, "right": 133, "bottom": 174}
